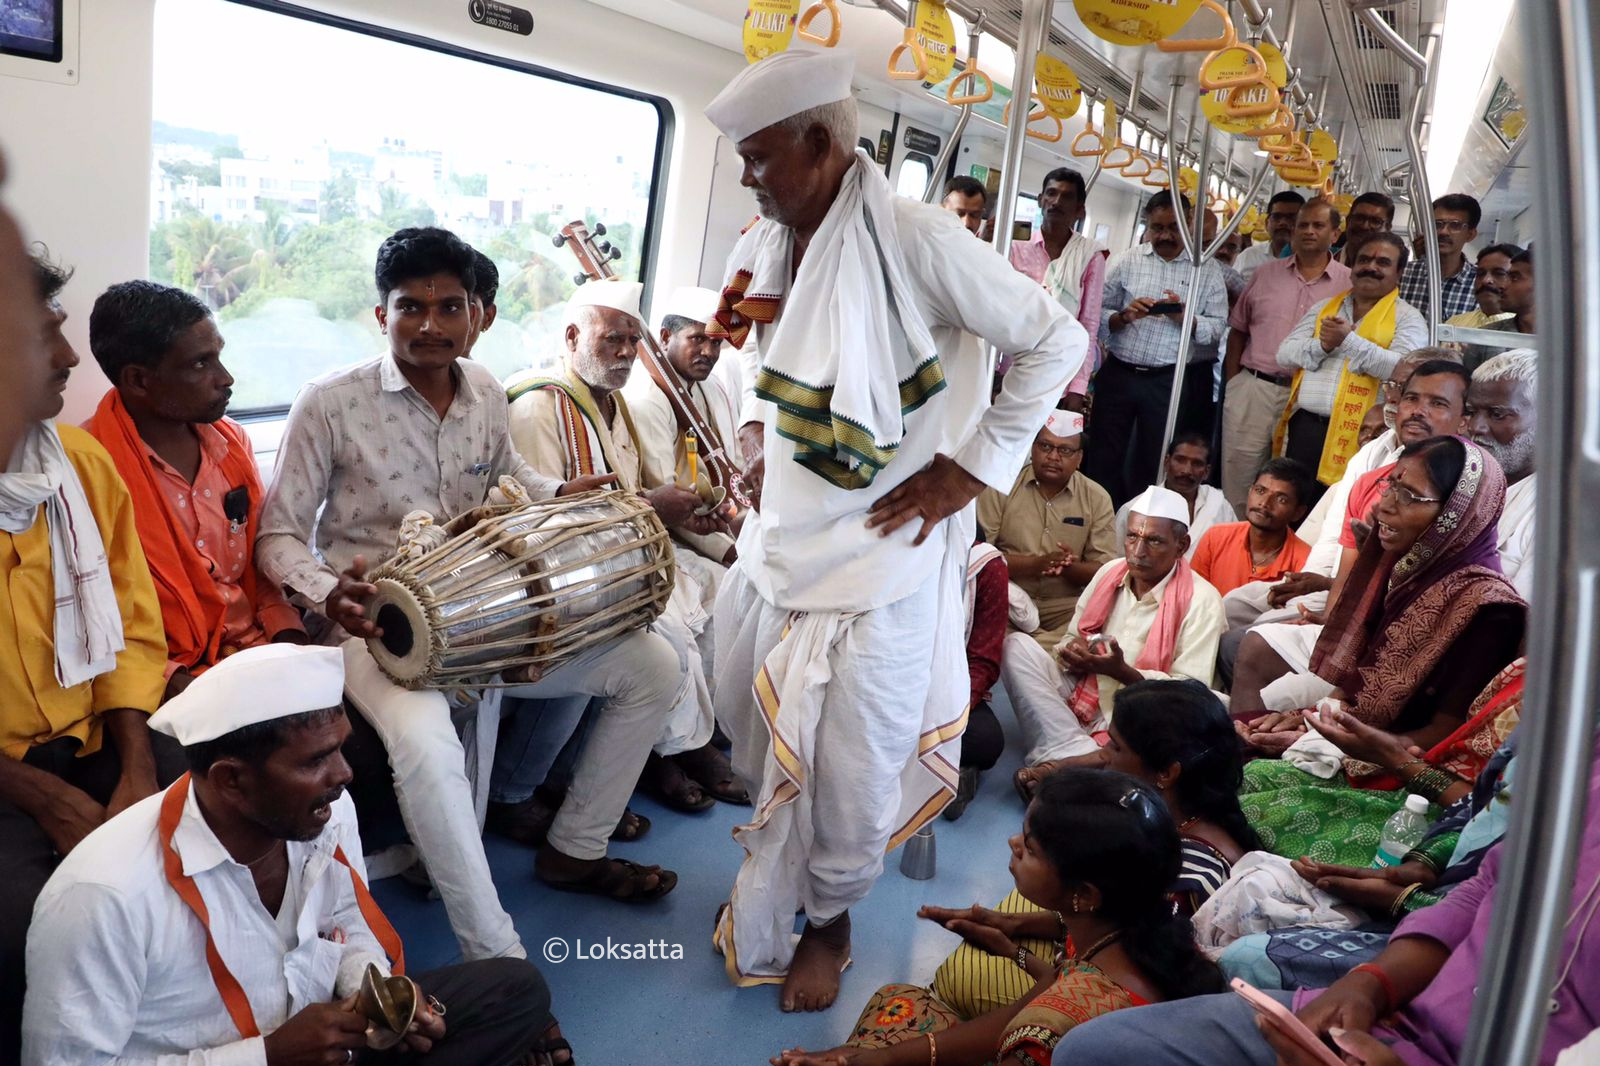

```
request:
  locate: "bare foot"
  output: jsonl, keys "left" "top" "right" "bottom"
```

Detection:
{"left": 780, "top": 913, "right": 851, "bottom": 1013}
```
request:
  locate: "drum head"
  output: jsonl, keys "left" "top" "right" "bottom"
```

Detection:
{"left": 366, "top": 577, "right": 436, "bottom": 687}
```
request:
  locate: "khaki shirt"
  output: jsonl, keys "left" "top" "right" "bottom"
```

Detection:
{"left": 977, "top": 466, "right": 1117, "bottom": 645}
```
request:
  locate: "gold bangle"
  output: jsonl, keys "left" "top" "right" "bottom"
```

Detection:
{"left": 927, "top": 1031, "right": 938, "bottom": 1066}
{"left": 1389, "top": 883, "right": 1423, "bottom": 920}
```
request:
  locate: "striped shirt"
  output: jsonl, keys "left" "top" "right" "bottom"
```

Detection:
{"left": 1172, "top": 836, "right": 1234, "bottom": 916}
{"left": 1399, "top": 257, "right": 1479, "bottom": 321}
{"left": 1099, "top": 244, "right": 1230, "bottom": 369}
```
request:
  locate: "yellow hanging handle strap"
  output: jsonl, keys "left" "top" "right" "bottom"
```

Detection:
{"left": 1156, "top": 0, "right": 1236, "bottom": 53}
{"left": 797, "top": 0, "right": 841, "bottom": 47}
{"left": 1071, "top": 99, "right": 1106, "bottom": 157}
{"left": 1142, "top": 162, "right": 1172, "bottom": 188}
{"left": 1199, "top": 42, "right": 1269, "bottom": 90}
{"left": 888, "top": 24, "right": 930, "bottom": 80}
{"left": 1003, "top": 93, "right": 1063, "bottom": 142}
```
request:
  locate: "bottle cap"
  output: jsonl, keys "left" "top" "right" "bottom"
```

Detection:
{"left": 1405, "top": 794, "right": 1431, "bottom": 815}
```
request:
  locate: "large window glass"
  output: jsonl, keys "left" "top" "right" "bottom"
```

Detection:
{"left": 150, "top": 0, "right": 665, "bottom": 413}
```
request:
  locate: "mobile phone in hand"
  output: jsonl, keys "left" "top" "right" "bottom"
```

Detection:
{"left": 1148, "top": 300, "right": 1184, "bottom": 314}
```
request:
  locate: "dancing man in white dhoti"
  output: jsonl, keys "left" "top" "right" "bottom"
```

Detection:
{"left": 702, "top": 50, "right": 1086, "bottom": 1012}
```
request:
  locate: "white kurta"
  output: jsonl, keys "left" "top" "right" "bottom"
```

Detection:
{"left": 1498, "top": 474, "right": 1536, "bottom": 601}
{"left": 23, "top": 788, "right": 387, "bottom": 1065}
{"left": 713, "top": 197, "right": 1085, "bottom": 984}
{"left": 1114, "top": 483, "right": 1235, "bottom": 561}
{"left": 1000, "top": 564, "right": 1225, "bottom": 764}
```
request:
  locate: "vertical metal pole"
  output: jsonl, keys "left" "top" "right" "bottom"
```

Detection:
{"left": 1462, "top": 1, "right": 1600, "bottom": 1064}
{"left": 1407, "top": 35, "right": 1441, "bottom": 342}
{"left": 1157, "top": 80, "right": 1213, "bottom": 482}
{"left": 1356, "top": 8, "right": 1438, "bottom": 342}
{"left": 990, "top": 0, "right": 1051, "bottom": 259}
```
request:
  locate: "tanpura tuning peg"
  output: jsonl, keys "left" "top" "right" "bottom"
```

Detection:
{"left": 573, "top": 274, "right": 588, "bottom": 286}
{"left": 593, "top": 223, "right": 607, "bottom": 237}
{"left": 609, "top": 247, "right": 622, "bottom": 261}
{"left": 552, "top": 233, "right": 567, "bottom": 247}
{"left": 598, "top": 241, "right": 612, "bottom": 254}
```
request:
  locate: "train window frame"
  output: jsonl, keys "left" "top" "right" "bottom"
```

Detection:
{"left": 895, "top": 151, "right": 935, "bottom": 200}
{"left": 152, "top": 0, "right": 673, "bottom": 422}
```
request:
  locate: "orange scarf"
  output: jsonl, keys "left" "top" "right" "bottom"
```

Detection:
{"left": 159, "top": 773, "right": 404, "bottom": 1038}
{"left": 83, "top": 391, "right": 265, "bottom": 674}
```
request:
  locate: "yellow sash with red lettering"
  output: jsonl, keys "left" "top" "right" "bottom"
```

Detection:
{"left": 1272, "top": 288, "right": 1397, "bottom": 484}
{"left": 159, "top": 774, "right": 404, "bottom": 1038}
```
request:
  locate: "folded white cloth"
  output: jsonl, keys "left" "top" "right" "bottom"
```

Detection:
{"left": 1192, "top": 851, "right": 1362, "bottom": 956}
{"left": 1007, "top": 583, "right": 1040, "bottom": 633}
{"left": 1260, "top": 668, "right": 1336, "bottom": 712}
{"left": 0, "top": 421, "right": 123, "bottom": 687}
{"left": 1281, "top": 714, "right": 1347, "bottom": 780}
{"left": 728, "top": 150, "right": 941, "bottom": 490}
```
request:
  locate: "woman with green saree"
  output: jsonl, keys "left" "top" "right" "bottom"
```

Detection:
{"left": 1236, "top": 436, "right": 1526, "bottom": 866}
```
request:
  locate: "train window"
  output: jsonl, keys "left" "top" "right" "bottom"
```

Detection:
{"left": 148, "top": 0, "right": 666, "bottom": 415}
{"left": 895, "top": 152, "right": 935, "bottom": 199}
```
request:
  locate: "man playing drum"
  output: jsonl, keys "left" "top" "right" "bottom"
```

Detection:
{"left": 258, "top": 227, "right": 683, "bottom": 967}
{"left": 702, "top": 52, "right": 1085, "bottom": 1012}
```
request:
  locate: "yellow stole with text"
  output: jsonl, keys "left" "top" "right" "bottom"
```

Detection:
{"left": 1273, "top": 288, "right": 1397, "bottom": 484}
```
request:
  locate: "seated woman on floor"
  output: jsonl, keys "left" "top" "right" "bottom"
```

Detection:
{"left": 1216, "top": 658, "right": 1525, "bottom": 991}
{"left": 771, "top": 769, "right": 1224, "bottom": 1066}
{"left": 932, "top": 680, "right": 1259, "bottom": 1019}
{"left": 1235, "top": 436, "right": 1525, "bottom": 867}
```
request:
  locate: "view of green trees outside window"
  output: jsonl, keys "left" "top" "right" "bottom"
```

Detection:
{"left": 150, "top": 0, "right": 663, "bottom": 412}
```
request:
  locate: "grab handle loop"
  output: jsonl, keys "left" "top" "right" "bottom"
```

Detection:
{"left": 797, "top": 0, "right": 841, "bottom": 48}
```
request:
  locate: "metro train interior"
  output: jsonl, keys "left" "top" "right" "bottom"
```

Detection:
{"left": 1, "top": 0, "right": 1596, "bottom": 1065}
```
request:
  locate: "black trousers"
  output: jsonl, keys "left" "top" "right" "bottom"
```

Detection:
{"left": 960, "top": 701, "right": 1005, "bottom": 772}
{"left": 1284, "top": 408, "right": 1334, "bottom": 509}
{"left": 382, "top": 957, "right": 555, "bottom": 1065}
{"left": 0, "top": 729, "right": 185, "bottom": 1065}
{"left": 1085, "top": 358, "right": 1217, "bottom": 507}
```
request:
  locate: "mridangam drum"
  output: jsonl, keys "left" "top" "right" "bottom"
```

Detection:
{"left": 363, "top": 490, "right": 674, "bottom": 689}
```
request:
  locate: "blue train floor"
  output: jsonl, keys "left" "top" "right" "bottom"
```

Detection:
{"left": 370, "top": 698, "right": 1030, "bottom": 1066}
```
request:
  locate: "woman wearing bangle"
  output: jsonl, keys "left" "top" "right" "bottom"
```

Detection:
{"left": 922, "top": 681, "right": 1256, "bottom": 1020}
{"left": 771, "top": 770, "right": 1223, "bottom": 1066}
{"left": 1239, "top": 654, "right": 1525, "bottom": 867}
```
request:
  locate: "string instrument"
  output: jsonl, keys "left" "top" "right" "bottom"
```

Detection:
{"left": 554, "top": 219, "right": 750, "bottom": 511}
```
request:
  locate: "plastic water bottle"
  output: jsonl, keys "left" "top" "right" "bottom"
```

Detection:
{"left": 1373, "top": 794, "right": 1432, "bottom": 868}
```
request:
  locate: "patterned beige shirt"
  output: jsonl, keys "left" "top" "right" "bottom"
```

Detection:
{"left": 257, "top": 352, "right": 561, "bottom": 609}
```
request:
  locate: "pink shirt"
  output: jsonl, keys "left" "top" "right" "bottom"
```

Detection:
{"left": 143, "top": 424, "right": 303, "bottom": 676}
{"left": 1228, "top": 253, "right": 1351, "bottom": 375}
{"left": 1010, "top": 231, "right": 1105, "bottom": 397}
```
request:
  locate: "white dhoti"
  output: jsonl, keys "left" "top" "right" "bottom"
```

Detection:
{"left": 1252, "top": 620, "right": 1335, "bottom": 710}
{"left": 710, "top": 535, "right": 967, "bottom": 984}
{"left": 999, "top": 632, "right": 1105, "bottom": 765}
{"left": 652, "top": 551, "right": 722, "bottom": 756}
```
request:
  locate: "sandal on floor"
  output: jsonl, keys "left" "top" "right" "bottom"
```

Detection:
{"left": 609, "top": 806, "right": 651, "bottom": 841}
{"left": 525, "top": 1023, "right": 576, "bottom": 1066}
{"left": 1013, "top": 762, "right": 1056, "bottom": 803}
{"left": 674, "top": 744, "right": 751, "bottom": 805}
{"left": 487, "top": 796, "right": 559, "bottom": 848}
{"left": 538, "top": 856, "right": 678, "bottom": 902}
{"left": 644, "top": 752, "right": 716, "bottom": 813}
